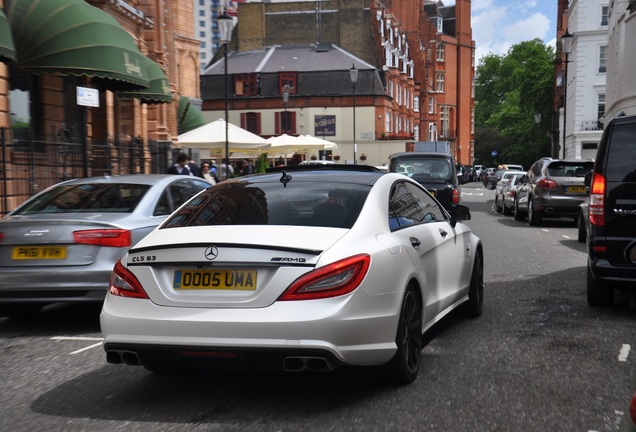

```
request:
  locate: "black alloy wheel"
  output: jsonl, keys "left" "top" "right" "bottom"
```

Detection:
{"left": 386, "top": 287, "right": 422, "bottom": 383}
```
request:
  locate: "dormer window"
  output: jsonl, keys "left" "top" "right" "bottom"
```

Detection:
{"left": 436, "top": 17, "right": 443, "bottom": 34}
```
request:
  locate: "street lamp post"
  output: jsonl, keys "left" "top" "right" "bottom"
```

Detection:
{"left": 534, "top": 112, "right": 541, "bottom": 158}
{"left": 349, "top": 64, "right": 358, "bottom": 165}
{"left": 560, "top": 29, "right": 573, "bottom": 160}
{"left": 217, "top": 11, "right": 234, "bottom": 179}
{"left": 282, "top": 84, "right": 289, "bottom": 134}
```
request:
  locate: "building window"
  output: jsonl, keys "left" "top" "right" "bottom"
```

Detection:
{"left": 199, "top": 10, "right": 205, "bottom": 16}
{"left": 199, "top": 20, "right": 205, "bottom": 27}
{"left": 414, "top": 125, "right": 419, "bottom": 142}
{"left": 234, "top": 73, "right": 260, "bottom": 96}
{"left": 471, "top": 107, "right": 475, "bottom": 134}
{"left": 599, "top": 45, "right": 607, "bottom": 73}
{"left": 276, "top": 111, "right": 296, "bottom": 135}
{"left": 436, "top": 17, "right": 443, "bottom": 34}
{"left": 389, "top": 80, "right": 393, "bottom": 98}
{"left": 386, "top": 110, "right": 391, "bottom": 133}
{"left": 279, "top": 72, "right": 297, "bottom": 95}
{"left": 241, "top": 112, "right": 261, "bottom": 134}
{"left": 199, "top": 0, "right": 204, "bottom": 5}
{"left": 199, "top": 31, "right": 205, "bottom": 38}
{"left": 440, "top": 106, "right": 450, "bottom": 137}
{"left": 601, "top": 6, "right": 609, "bottom": 26}
{"left": 436, "top": 43, "right": 445, "bottom": 62}
{"left": 598, "top": 93, "right": 606, "bottom": 121}
{"left": 436, "top": 72, "right": 445, "bottom": 93}
{"left": 414, "top": 96, "right": 420, "bottom": 112}
{"left": 429, "top": 97, "right": 435, "bottom": 114}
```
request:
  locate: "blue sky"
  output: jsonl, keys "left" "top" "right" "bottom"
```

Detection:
{"left": 445, "top": 0, "right": 557, "bottom": 64}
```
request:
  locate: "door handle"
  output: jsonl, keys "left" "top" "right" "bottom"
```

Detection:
{"left": 410, "top": 237, "right": 421, "bottom": 248}
{"left": 438, "top": 229, "right": 448, "bottom": 237}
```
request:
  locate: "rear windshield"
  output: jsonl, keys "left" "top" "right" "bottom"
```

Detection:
{"left": 13, "top": 183, "right": 151, "bottom": 214}
{"left": 546, "top": 161, "right": 594, "bottom": 177}
{"left": 392, "top": 158, "right": 453, "bottom": 183}
{"left": 161, "top": 181, "right": 370, "bottom": 229}
{"left": 606, "top": 123, "right": 636, "bottom": 182}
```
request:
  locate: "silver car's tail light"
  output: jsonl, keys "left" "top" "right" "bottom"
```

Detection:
{"left": 74, "top": 229, "right": 131, "bottom": 247}
{"left": 279, "top": 254, "right": 371, "bottom": 301}
{"left": 109, "top": 260, "right": 149, "bottom": 299}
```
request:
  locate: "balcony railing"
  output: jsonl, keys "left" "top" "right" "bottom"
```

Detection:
{"left": 581, "top": 120, "right": 603, "bottom": 131}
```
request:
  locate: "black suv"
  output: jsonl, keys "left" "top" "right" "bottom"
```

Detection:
{"left": 585, "top": 114, "right": 636, "bottom": 307}
{"left": 388, "top": 152, "right": 460, "bottom": 211}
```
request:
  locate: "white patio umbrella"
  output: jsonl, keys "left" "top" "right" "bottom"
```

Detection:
{"left": 178, "top": 118, "right": 270, "bottom": 153}
{"left": 298, "top": 134, "right": 338, "bottom": 150}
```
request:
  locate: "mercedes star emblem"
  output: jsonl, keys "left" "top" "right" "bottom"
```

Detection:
{"left": 204, "top": 246, "right": 219, "bottom": 261}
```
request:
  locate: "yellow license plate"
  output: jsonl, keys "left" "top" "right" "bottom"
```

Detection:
{"left": 567, "top": 186, "right": 586, "bottom": 193}
{"left": 173, "top": 270, "right": 257, "bottom": 290}
{"left": 12, "top": 246, "right": 67, "bottom": 260}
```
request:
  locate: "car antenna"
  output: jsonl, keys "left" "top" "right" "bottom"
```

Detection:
{"left": 279, "top": 170, "right": 292, "bottom": 188}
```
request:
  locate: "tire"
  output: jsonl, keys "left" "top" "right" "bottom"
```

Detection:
{"left": 385, "top": 287, "right": 422, "bottom": 384}
{"left": 527, "top": 198, "right": 543, "bottom": 226}
{"left": 513, "top": 198, "right": 525, "bottom": 221}
{"left": 0, "top": 303, "right": 44, "bottom": 319}
{"left": 577, "top": 212, "right": 586, "bottom": 243}
{"left": 495, "top": 196, "right": 502, "bottom": 213}
{"left": 502, "top": 202, "right": 512, "bottom": 216}
{"left": 586, "top": 263, "right": 613, "bottom": 307}
{"left": 462, "top": 249, "right": 484, "bottom": 318}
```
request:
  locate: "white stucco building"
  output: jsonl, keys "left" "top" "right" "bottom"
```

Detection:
{"left": 605, "top": 0, "right": 636, "bottom": 119}
{"left": 561, "top": 0, "right": 609, "bottom": 160}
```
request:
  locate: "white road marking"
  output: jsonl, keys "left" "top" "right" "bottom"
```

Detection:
{"left": 562, "top": 235, "right": 571, "bottom": 239}
{"left": 52, "top": 336, "right": 104, "bottom": 354}
{"left": 618, "top": 344, "right": 631, "bottom": 362}
{"left": 542, "top": 229, "right": 549, "bottom": 232}
{"left": 70, "top": 342, "right": 103, "bottom": 355}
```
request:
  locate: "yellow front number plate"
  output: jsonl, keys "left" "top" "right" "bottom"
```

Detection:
{"left": 174, "top": 270, "right": 257, "bottom": 290}
{"left": 12, "top": 246, "right": 67, "bottom": 260}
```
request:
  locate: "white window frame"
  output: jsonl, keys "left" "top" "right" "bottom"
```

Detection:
{"left": 436, "top": 72, "right": 445, "bottom": 93}
{"left": 599, "top": 45, "right": 607, "bottom": 73}
{"left": 601, "top": 5, "right": 609, "bottom": 26}
{"left": 436, "top": 43, "right": 445, "bottom": 62}
{"left": 414, "top": 96, "right": 420, "bottom": 113}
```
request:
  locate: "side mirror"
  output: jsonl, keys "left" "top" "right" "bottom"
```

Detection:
{"left": 448, "top": 203, "right": 471, "bottom": 226}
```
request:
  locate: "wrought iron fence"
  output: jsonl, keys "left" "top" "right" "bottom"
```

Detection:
{"left": 0, "top": 127, "right": 172, "bottom": 215}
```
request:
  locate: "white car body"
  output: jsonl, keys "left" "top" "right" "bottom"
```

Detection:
{"left": 101, "top": 168, "right": 483, "bottom": 382}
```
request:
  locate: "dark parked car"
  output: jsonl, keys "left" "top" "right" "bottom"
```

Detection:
{"left": 584, "top": 114, "right": 636, "bottom": 307}
{"left": 389, "top": 152, "right": 461, "bottom": 211}
{"left": 513, "top": 157, "right": 594, "bottom": 226}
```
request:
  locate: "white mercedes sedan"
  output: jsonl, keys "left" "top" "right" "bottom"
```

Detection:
{"left": 100, "top": 165, "right": 484, "bottom": 383}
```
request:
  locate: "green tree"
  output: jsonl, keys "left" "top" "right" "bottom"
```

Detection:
{"left": 475, "top": 39, "right": 555, "bottom": 169}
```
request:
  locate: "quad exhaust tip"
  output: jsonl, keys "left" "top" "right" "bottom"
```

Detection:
{"left": 283, "top": 356, "right": 335, "bottom": 372}
{"left": 106, "top": 350, "right": 141, "bottom": 366}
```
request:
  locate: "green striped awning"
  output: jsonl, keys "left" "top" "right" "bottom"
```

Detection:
{"left": 0, "top": 8, "right": 16, "bottom": 62}
{"left": 118, "top": 56, "right": 171, "bottom": 103}
{"left": 178, "top": 96, "right": 206, "bottom": 135}
{"left": 5, "top": 0, "right": 149, "bottom": 90}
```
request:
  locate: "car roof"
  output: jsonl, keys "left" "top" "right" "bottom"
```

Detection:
{"left": 51, "top": 174, "right": 188, "bottom": 187}
{"left": 257, "top": 165, "right": 386, "bottom": 185}
{"left": 390, "top": 152, "right": 453, "bottom": 160}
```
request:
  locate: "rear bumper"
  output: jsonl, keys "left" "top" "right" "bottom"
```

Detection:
{"left": 588, "top": 258, "right": 636, "bottom": 290}
{"left": 533, "top": 195, "right": 585, "bottom": 217}
{"left": 0, "top": 268, "right": 110, "bottom": 303}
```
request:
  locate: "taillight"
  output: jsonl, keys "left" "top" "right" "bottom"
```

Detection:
{"left": 536, "top": 178, "right": 558, "bottom": 190}
{"left": 0, "top": 232, "right": 4, "bottom": 244}
{"left": 589, "top": 172, "right": 606, "bottom": 227}
{"left": 109, "top": 260, "right": 149, "bottom": 299}
{"left": 73, "top": 229, "right": 131, "bottom": 247}
{"left": 452, "top": 188, "right": 460, "bottom": 204}
{"left": 279, "top": 254, "right": 371, "bottom": 301}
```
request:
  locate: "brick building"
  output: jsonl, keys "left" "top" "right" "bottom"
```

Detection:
{"left": 200, "top": 0, "right": 475, "bottom": 166}
{"left": 0, "top": 0, "right": 202, "bottom": 214}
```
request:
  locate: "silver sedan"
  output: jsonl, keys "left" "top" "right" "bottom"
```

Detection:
{"left": 0, "top": 174, "right": 211, "bottom": 318}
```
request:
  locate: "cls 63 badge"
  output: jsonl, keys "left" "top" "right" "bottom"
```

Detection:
{"left": 131, "top": 255, "right": 156, "bottom": 262}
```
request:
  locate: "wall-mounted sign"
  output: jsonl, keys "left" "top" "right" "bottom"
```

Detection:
{"left": 314, "top": 115, "right": 335, "bottom": 137}
{"left": 77, "top": 87, "right": 99, "bottom": 107}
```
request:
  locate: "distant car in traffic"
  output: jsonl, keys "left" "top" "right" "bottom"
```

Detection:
{"left": 100, "top": 165, "right": 484, "bottom": 383}
{"left": 494, "top": 171, "right": 526, "bottom": 214}
{"left": 389, "top": 152, "right": 461, "bottom": 211}
{"left": 0, "top": 174, "right": 212, "bottom": 318}
{"left": 513, "top": 157, "right": 594, "bottom": 226}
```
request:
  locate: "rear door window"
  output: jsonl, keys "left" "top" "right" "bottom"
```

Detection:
{"left": 606, "top": 123, "right": 636, "bottom": 182}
